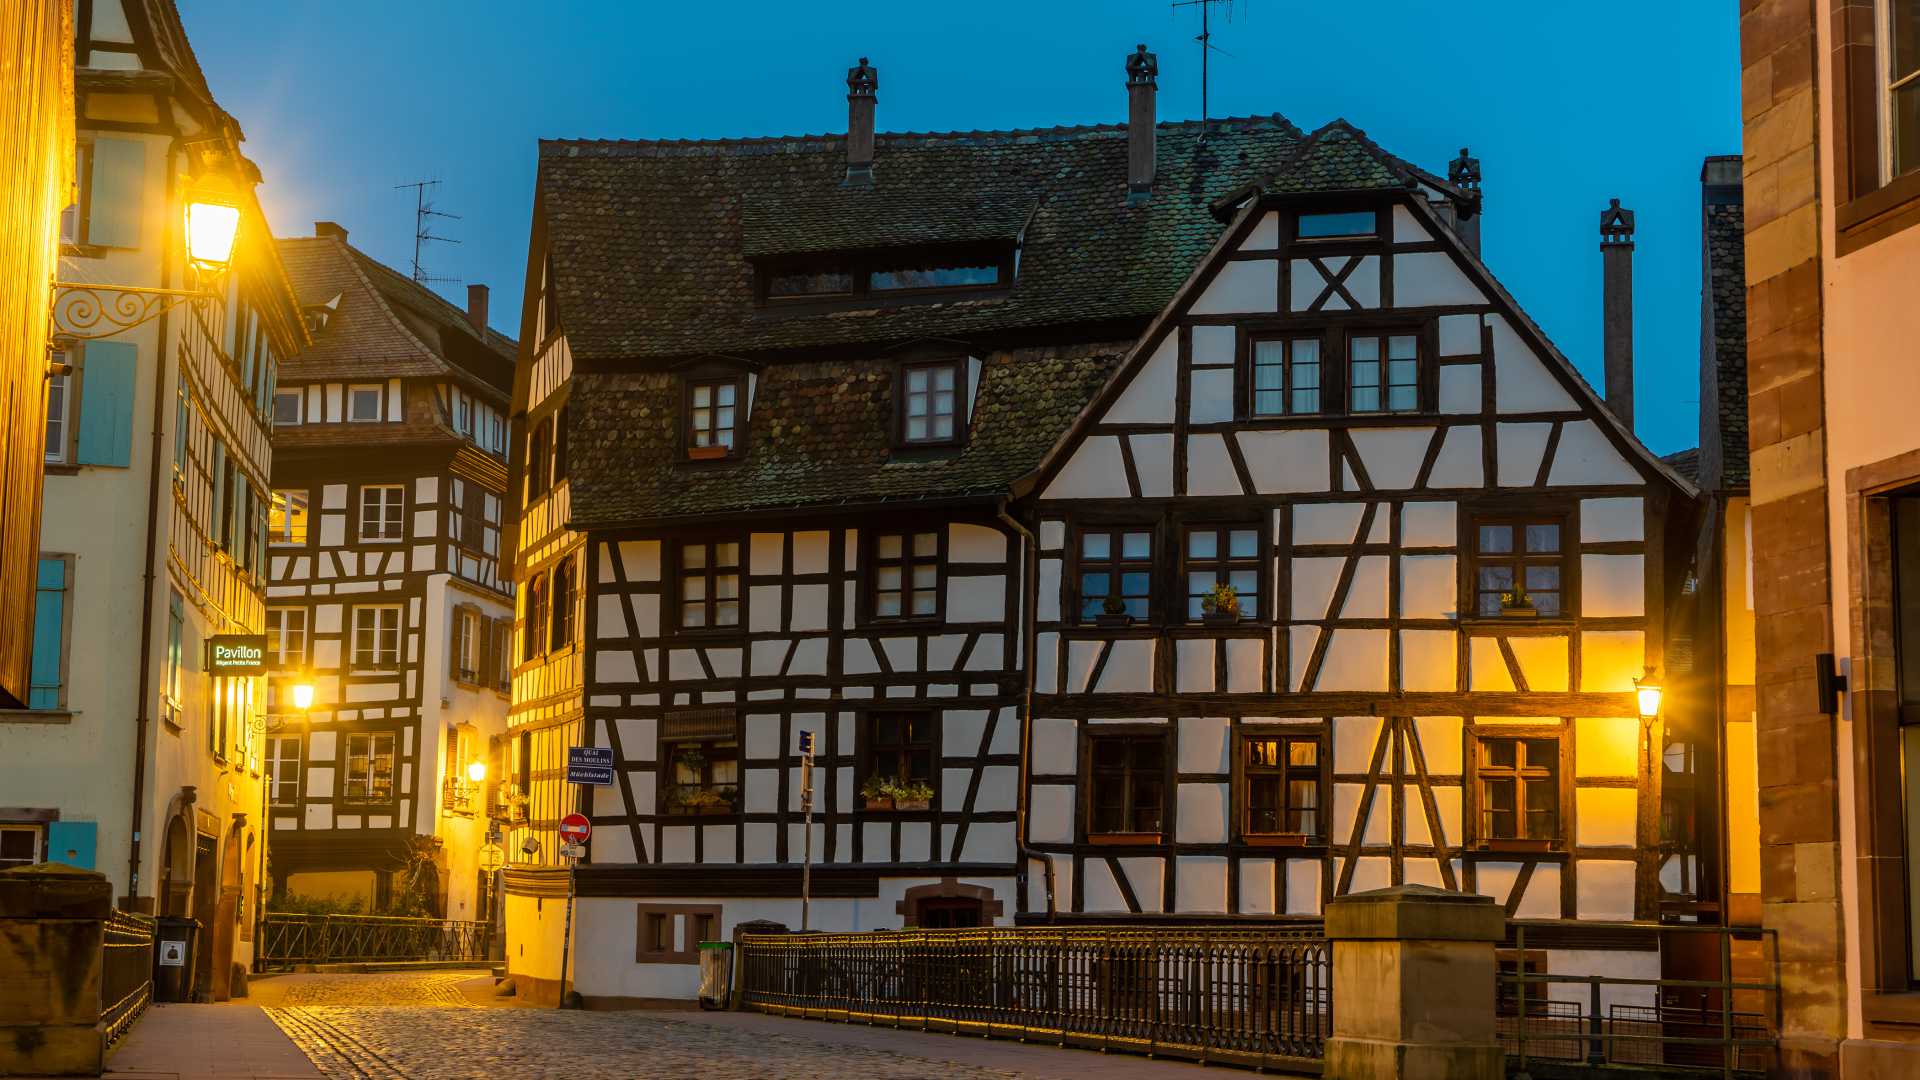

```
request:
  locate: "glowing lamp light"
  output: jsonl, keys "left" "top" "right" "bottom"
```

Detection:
{"left": 184, "top": 198, "right": 241, "bottom": 271}
{"left": 1634, "top": 675, "right": 1663, "bottom": 720}
{"left": 466, "top": 761, "right": 487, "bottom": 784}
{"left": 289, "top": 682, "right": 315, "bottom": 712}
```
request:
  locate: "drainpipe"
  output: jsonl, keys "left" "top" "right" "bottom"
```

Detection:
{"left": 126, "top": 142, "right": 183, "bottom": 908}
{"left": 995, "top": 499, "right": 1056, "bottom": 921}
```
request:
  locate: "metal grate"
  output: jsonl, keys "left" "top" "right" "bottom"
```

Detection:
{"left": 101, "top": 909, "right": 155, "bottom": 1046}
{"left": 258, "top": 912, "right": 490, "bottom": 968}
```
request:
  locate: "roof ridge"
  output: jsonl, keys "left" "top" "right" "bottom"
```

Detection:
{"left": 345, "top": 242, "right": 518, "bottom": 355}
{"left": 541, "top": 113, "right": 1302, "bottom": 156}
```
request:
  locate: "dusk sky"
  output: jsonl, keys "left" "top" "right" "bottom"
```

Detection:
{"left": 181, "top": 0, "right": 1741, "bottom": 456}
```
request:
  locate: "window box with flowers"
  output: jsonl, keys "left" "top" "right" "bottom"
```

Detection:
{"left": 1200, "top": 582, "right": 1243, "bottom": 626}
{"left": 860, "top": 774, "right": 934, "bottom": 812}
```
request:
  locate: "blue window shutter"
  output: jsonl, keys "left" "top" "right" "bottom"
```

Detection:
{"left": 29, "top": 558, "right": 65, "bottom": 709}
{"left": 76, "top": 341, "right": 137, "bottom": 467}
{"left": 210, "top": 441, "right": 227, "bottom": 544}
{"left": 46, "top": 822, "right": 96, "bottom": 870}
{"left": 87, "top": 137, "right": 145, "bottom": 249}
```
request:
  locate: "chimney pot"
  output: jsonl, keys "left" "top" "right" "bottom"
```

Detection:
{"left": 1126, "top": 44, "right": 1158, "bottom": 205}
{"left": 845, "top": 57, "right": 878, "bottom": 186}
{"left": 1445, "top": 147, "right": 1483, "bottom": 254}
{"left": 466, "top": 284, "right": 489, "bottom": 334}
{"left": 315, "top": 221, "right": 347, "bottom": 243}
{"left": 1600, "top": 198, "right": 1636, "bottom": 429}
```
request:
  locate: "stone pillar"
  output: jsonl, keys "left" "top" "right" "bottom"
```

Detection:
{"left": 1322, "top": 884, "right": 1505, "bottom": 1080}
{"left": 0, "top": 864, "right": 114, "bottom": 1076}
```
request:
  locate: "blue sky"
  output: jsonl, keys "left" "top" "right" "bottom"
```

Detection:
{"left": 180, "top": 1, "right": 1741, "bottom": 455}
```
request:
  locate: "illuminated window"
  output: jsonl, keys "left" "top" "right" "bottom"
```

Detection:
{"left": 270, "top": 490, "right": 308, "bottom": 545}
{"left": 1243, "top": 736, "right": 1321, "bottom": 838}
{"left": 344, "top": 732, "right": 397, "bottom": 802}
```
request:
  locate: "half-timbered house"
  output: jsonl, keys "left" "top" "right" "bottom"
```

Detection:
{"left": 502, "top": 50, "right": 1698, "bottom": 1005}
{"left": 264, "top": 225, "right": 515, "bottom": 924}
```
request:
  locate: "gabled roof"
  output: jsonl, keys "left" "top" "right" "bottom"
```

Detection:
{"left": 1208, "top": 119, "right": 1466, "bottom": 213}
{"left": 276, "top": 234, "right": 516, "bottom": 401}
{"left": 538, "top": 114, "right": 1317, "bottom": 364}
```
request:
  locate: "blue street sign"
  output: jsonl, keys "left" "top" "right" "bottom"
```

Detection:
{"left": 566, "top": 745, "right": 615, "bottom": 786}
{"left": 798, "top": 730, "right": 815, "bottom": 757}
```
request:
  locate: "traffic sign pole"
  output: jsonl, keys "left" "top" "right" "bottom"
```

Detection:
{"left": 798, "top": 730, "right": 814, "bottom": 932}
{"left": 556, "top": 812, "right": 590, "bottom": 1008}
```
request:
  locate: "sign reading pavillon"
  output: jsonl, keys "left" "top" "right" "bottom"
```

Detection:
{"left": 204, "top": 634, "right": 268, "bottom": 676}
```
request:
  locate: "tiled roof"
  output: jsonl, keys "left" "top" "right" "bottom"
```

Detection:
{"left": 275, "top": 235, "right": 516, "bottom": 400}
{"left": 568, "top": 342, "right": 1123, "bottom": 526}
{"left": 540, "top": 114, "right": 1327, "bottom": 362}
{"left": 1662, "top": 447, "right": 1701, "bottom": 486}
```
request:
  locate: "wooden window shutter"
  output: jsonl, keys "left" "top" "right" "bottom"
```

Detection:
{"left": 490, "top": 616, "right": 510, "bottom": 690}
{"left": 75, "top": 342, "right": 137, "bottom": 467}
{"left": 449, "top": 605, "right": 468, "bottom": 683}
{"left": 87, "top": 137, "right": 145, "bottom": 249}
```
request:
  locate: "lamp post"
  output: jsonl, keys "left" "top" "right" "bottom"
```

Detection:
{"left": 52, "top": 191, "right": 242, "bottom": 339}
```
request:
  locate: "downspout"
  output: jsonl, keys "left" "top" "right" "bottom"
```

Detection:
{"left": 126, "top": 142, "right": 182, "bottom": 908}
{"left": 995, "top": 499, "right": 1056, "bottom": 921}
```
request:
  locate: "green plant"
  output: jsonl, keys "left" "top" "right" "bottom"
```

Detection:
{"left": 268, "top": 892, "right": 366, "bottom": 916}
{"left": 859, "top": 774, "right": 894, "bottom": 800}
{"left": 1500, "top": 578, "right": 1534, "bottom": 610}
{"left": 1102, "top": 594, "right": 1127, "bottom": 616}
{"left": 1200, "top": 581, "right": 1241, "bottom": 617}
{"left": 890, "top": 778, "right": 935, "bottom": 804}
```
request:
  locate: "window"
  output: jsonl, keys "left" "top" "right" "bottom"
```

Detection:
{"left": 273, "top": 390, "right": 302, "bottom": 426}
{"left": 1250, "top": 338, "right": 1321, "bottom": 417}
{"left": 490, "top": 615, "right": 512, "bottom": 690}
{"left": 1089, "top": 735, "right": 1166, "bottom": 837}
{"left": 28, "top": 556, "right": 70, "bottom": 709}
{"left": 266, "top": 736, "right": 301, "bottom": 806}
{"left": 661, "top": 709, "right": 739, "bottom": 816}
{"left": 1348, "top": 332, "right": 1420, "bottom": 414}
{"left": 870, "top": 530, "right": 940, "bottom": 620}
{"left": 899, "top": 361, "right": 960, "bottom": 445}
{"left": 687, "top": 379, "right": 739, "bottom": 455}
{"left": 1885, "top": 0, "right": 1920, "bottom": 180}
{"left": 767, "top": 266, "right": 853, "bottom": 297}
{"left": 549, "top": 557, "right": 577, "bottom": 652}
{"left": 0, "top": 825, "right": 41, "bottom": 870}
{"left": 45, "top": 355, "right": 71, "bottom": 463}
{"left": 1077, "top": 527, "right": 1153, "bottom": 622}
{"left": 525, "top": 418, "right": 551, "bottom": 501}
{"left": 1476, "top": 736, "right": 1561, "bottom": 844}
{"left": 634, "top": 904, "right": 725, "bottom": 962}
{"left": 453, "top": 392, "right": 473, "bottom": 438}
{"left": 343, "top": 732, "right": 397, "bottom": 802}
{"left": 761, "top": 251, "right": 1007, "bottom": 303}
{"left": 871, "top": 260, "right": 999, "bottom": 291}
{"left": 1473, "top": 518, "right": 1566, "bottom": 617}
{"left": 455, "top": 609, "right": 481, "bottom": 681}
{"left": 351, "top": 606, "right": 401, "bottom": 669}
{"left": 1242, "top": 735, "right": 1321, "bottom": 839}
{"left": 266, "top": 607, "right": 307, "bottom": 668}
{"left": 164, "top": 589, "right": 183, "bottom": 724}
{"left": 359, "top": 484, "right": 404, "bottom": 542}
{"left": 1296, "top": 210, "right": 1376, "bottom": 239}
{"left": 866, "top": 712, "right": 934, "bottom": 793}
{"left": 457, "top": 482, "right": 487, "bottom": 550}
{"left": 677, "top": 540, "right": 742, "bottom": 630}
{"left": 645, "top": 911, "right": 671, "bottom": 952}
{"left": 270, "top": 490, "right": 309, "bottom": 545}
{"left": 1183, "top": 525, "right": 1261, "bottom": 620}
{"left": 347, "top": 384, "right": 383, "bottom": 422}
{"left": 522, "top": 574, "right": 548, "bottom": 662}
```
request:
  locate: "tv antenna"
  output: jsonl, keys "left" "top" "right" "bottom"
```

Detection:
{"left": 394, "top": 179, "right": 461, "bottom": 284}
{"left": 1172, "top": 0, "right": 1244, "bottom": 139}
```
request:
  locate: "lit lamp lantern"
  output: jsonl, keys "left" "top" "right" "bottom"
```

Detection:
{"left": 289, "top": 682, "right": 316, "bottom": 712}
{"left": 1634, "top": 674, "right": 1663, "bottom": 720}
{"left": 466, "top": 761, "right": 487, "bottom": 784}
{"left": 184, "top": 196, "right": 241, "bottom": 272}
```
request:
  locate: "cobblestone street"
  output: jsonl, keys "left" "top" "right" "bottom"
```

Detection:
{"left": 211, "top": 970, "right": 1214, "bottom": 1080}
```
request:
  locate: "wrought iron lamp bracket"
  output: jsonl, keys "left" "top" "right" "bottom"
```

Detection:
{"left": 51, "top": 281, "right": 219, "bottom": 341}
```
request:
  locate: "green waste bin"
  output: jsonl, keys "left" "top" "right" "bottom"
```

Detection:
{"left": 697, "top": 941, "right": 733, "bottom": 1010}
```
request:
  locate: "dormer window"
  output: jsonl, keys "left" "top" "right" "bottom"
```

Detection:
{"left": 686, "top": 378, "right": 742, "bottom": 459}
{"left": 898, "top": 360, "right": 961, "bottom": 446}
{"left": 1295, "top": 210, "right": 1377, "bottom": 239}
{"left": 767, "top": 267, "right": 853, "bottom": 298}
{"left": 870, "top": 260, "right": 999, "bottom": 292}
{"left": 756, "top": 244, "right": 1012, "bottom": 307}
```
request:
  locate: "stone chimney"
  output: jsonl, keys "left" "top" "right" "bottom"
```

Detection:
{"left": 1126, "top": 44, "right": 1158, "bottom": 205}
{"left": 845, "top": 57, "right": 878, "bottom": 186}
{"left": 1446, "top": 147, "right": 1482, "bottom": 255}
{"left": 315, "top": 221, "right": 348, "bottom": 243}
{"left": 1600, "top": 198, "right": 1636, "bottom": 430}
{"left": 466, "top": 284, "right": 489, "bottom": 334}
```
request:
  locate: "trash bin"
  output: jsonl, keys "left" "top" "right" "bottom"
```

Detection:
{"left": 153, "top": 916, "right": 200, "bottom": 1003}
{"left": 697, "top": 941, "right": 733, "bottom": 1010}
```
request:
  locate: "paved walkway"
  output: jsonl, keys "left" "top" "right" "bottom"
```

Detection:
{"left": 93, "top": 970, "right": 1224, "bottom": 1079}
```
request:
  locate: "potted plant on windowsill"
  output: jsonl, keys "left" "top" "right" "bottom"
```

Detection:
{"left": 1499, "top": 581, "right": 1537, "bottom": 618}
{"left": 1094, "top": 595, "right": 1134, "bottom": 628}
{"left": 890, "top": 779, "right": 935, "bottom": 812}
{"left": 1201, "top": 582, "right": 1243, "bottom": 626}
{"left": 860, "top": 774, "right": 895, "bottom": 811}
{"left": 670, "top": 785, "right": 733, "bottom": 815}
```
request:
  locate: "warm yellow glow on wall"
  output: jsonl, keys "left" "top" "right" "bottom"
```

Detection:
{"left": 289, "top": 682, "right": 315, "bottom": 711}
{"left": 466, "top": 760, "right": 487, "bottom": 783}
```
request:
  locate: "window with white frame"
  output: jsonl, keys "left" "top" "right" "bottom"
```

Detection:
{"left": 0, "top": 824, "right": 42, "bottom": 869}
{"left": 352, "top": 606, "right": 401, "bottom": 669}
{"left": 1883, "top": 1, "right": 1920, "bottom": 180}
{"left": 456, "top": 608, "right": 481, "bottom": 681}
{"left": 266, "top": 607, "right": 307, "bottom": 668}
{"left": 271, "top": 490, "right": 309, "bottom": 545}
{"left": 265, "top": 736, "right": 301, "bottom": 805}
{"left": 45, "top": 352, "right": 71, "bottom": 463}
{"left": 347, "top": 384, "right": 383, "bottom": 422}
{"left": 899, "top": 360, "right": 961, "bottom": 445}
{"left": 359, "top": 484, "right": 404, "bottom": 542}
{"left": 273, "top": 389, "right": 302, "bottom": 426}
{"left": 343, "top": 732, "right": 396, "bottom": 802}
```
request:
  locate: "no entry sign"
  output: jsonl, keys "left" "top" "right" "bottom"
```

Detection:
{"left": 559, "top": 813, "right": 591, "bottom": 844}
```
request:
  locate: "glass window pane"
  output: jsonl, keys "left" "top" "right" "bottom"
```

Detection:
{"left": 1081, "top": 572, "right": 1110, "bottom": 599}
{"left": 1351, "top": 386, "right": 1380, "bottom": 412}
{"left": 1121, "top": 532, "right": 1152, "bottom": 559}
{"left": 715, "top": 601, "right": 740, "bottom": 626}
{"left": 1254, "top": 389, "right": 1284, "bottom": 414}
{"left": 1296, "top": 211, "right": 1375, "bottom": 238}
{"left": 1292, "top": 339, "right": 1320, "bottom": 364}
{"left": 913, "top": 532, "right": 937, "bottom": 556}
{"left": 1895, "top": 2, "right": 1920, "bottom": 80}
{"left": 716, "top": 543, "right": 740, "bottom": 567}
{"left": 878, "top": 534, "right": 903, "bottom": 559}
{"left": 1082, "top": 533, "right": 1110, "bottom": 560}
{"left": 1387, "top": 385, "right": 1418, "bottom": 412}
{"left": 1288, "top": 740, "right": 1318, "bottom": 766}
{"left": 693, "top": 385, "right": 711, "bottom": 408}
{"left": 1525, "top": 739, "right": 1558, "bottom": 774}
{"left": 932, "top": 415, "right": 953, "bottom": 439}
{"left": 1291, "top": 387, "right": 1319, "bottom": 414}
{"left": 682, "top": 577, "right": 706, "bottom": 601}
{"left": 876, "top": 593, "right": 902, "bottom": 617}
{"left": 1532, "top": 591, "right": 1562, "bottom": 617}
{"left": 934, "top": 366, "right": 955, "bottom": 391}
{"left": 1187, "top": 531, "right": 1217, "bottom": 559}
{"left": 911, "top": 566, "right": 937, "bottom": 589}
{"left": 1488, "top": 739, "right": 1516, "bottom": 769}
{"left": 683, "top": 544, "right": 707, "bottom": 570}
{"left": 908, "top": 369, "right": 928, "bottom": 392}
{"left": 1121, "top": 572, "right": 1151, "bottom": 599}
{"left": 1351, "top": 336, "right": 1380, "bottom": 364}
{"left": 1479, "top": 526, "right": 1513, "bottom": 553}
{"left": 1388, "top": 335, "right": 1418, "bottom": 359}
{"left": 911, "top": 590, "right": 937, "bottom": 615}
{"left": 714, "top": 573, "right": 739, "bottom": 601}
{"left": 907, "top": 417, "right": 927, "bottom": 440}
{"left": 1229, "top": 529, "right": 1258, "bottom": 557}
{"left": 717, "top": 384, "right": 735, "bottom": 406}
{"left": 1525, "top": 524, "right": 1560, "bottom": 553}
{"left": 1525, "top": 566, "right": 1560, "bottom": 592}
{"left": 1897, "top": 81, "right": 1920, "bottom": 179}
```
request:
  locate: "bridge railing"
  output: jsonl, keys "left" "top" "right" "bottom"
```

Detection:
{"left": 258, "top": 912, "right": 490, "bottom": 968}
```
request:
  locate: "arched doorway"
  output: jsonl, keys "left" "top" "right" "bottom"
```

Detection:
{"left": 207, "top": 820, "right": 244, "bottom": 1000}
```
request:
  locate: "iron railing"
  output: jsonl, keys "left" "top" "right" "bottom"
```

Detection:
{"left": 258, "top": 912, "right": 490, "bottom": 968}
{"left": 739, "top": 925, "right": 1330, "bottom": 1072}
{"left": 1499, "top": 921, "right": 1779, "bottom": 1077}
{"left": 100, "top": 909, "right": 154, "bottom": 1046}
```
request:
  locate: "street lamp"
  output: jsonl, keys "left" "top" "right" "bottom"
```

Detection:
{"left": 52, "top": 188, "right": 242, "bottom": 340}
{"left": 466, "top": 760, "right": 487, "bottom": 784}
{"left": 289, "top": 681, "right": 315, "bottom": 712}
{"left": 1634, "top": 673, "right": 1663, "bottom": 720}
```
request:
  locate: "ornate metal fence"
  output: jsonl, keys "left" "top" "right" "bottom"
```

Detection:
{"left": 100, "top": 909, "right": 154, "bottom": 1046}
{"left": 258, "top": 913, "right": 490, "bottom": 968}
{"left": 1499, "top": 922, "right": 1779, "bottom": 1077}
{"left": 739, "top": 925, "right": 1330, "bottom": 1072}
